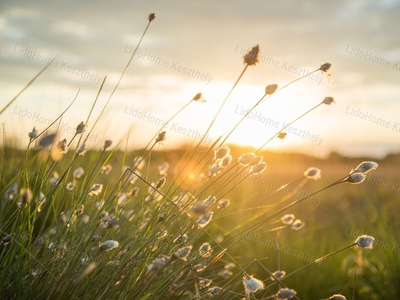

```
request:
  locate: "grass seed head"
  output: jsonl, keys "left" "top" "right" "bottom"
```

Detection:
{"left": 198, "top": 278, "right": 213, "bottom": 288}
{"left": 148, "top": 13, "right": 156, "bottom": 23}
{"left": 221, "top": 155, "right": 232, "bottom": 168}
{"left": 304, "top": 167, "right": 321, "bottom": 180}
{"left": 345, "top": 172, "right": 366, "bottom": 184}
{"left": 103, "top": 139, "right": 113, "bottom": 150}
{"left": 320, "top": 62, "right": 332, "bottom": 72}
{"left": 281, "top": 214, "right": 295, "bottom": 225}
{"left": 224, "top": 262, "right": 235, "bottom": 270}
{"left": 101, "top": 164, "right": 112, "bottom": 174}
{"left": 199, "top": 242, "right": 213, "bottom": 257}
{"left": 155, "top": 176, "right": 166, "bottom": 189}
{"left": 243, "top": 273, "right": 264, "bottom": 297}
{"left": 352, "top": 161, "right": 379, "bottom": 174}
{"left": 28, "top": 127, "right": 38, "bottom": 139}
{"left": 207, "top": 286, "right": 222, "bottom": 295}
{"left": 4, "top": 183, "right": 18, "bottom": 201}
{"left": 208, "top": 162, "right": 221, "bottom": 177}
{"left": 355, "top": 235, "right": 375, "bottom": 249}
{"left": 156, "top": 131, "right": 166, "bottom": 145}
{"left": 271, "top": 270, "right": 286, "bottom": 281}
{"left": 73, "top": 167, "right": 85, "bottom": 179}
{"left": 77, "top": 142, "right": 87, "bottom": 155}
{"left": 88, "top": 183, "right": 103, "bottom": 196}
{"left": 218, "top": 269, "right": 233, "bottom": 278}
{"left": 171, "top": 245, "right": 192, "bottom": 261}
{"left": 99, "top": 240, "right": 119, "bottom": 251}
{"left": 193, "top": 263, "right": 207, "bottom": 272}
{"left": 1, "top": 234, "right": 13, "bottom": 246}
{"left": 217, "top": 199, "right": 230, "bottom": 209}
{"left": 193, "top": 92, "right": 206, "bottom": 102}
{"left": 106, "top": 217, "right": 119, "bottom": 229}
{"left": 173, "top": 234, "right": 188, "bottom": 244}
{"left": 291, "top": 219, "right": 305, "bottom": 230}
{"left": 278, "top": 132, "right": 287, "bottom": 139}
{"left": 215, "top": 146, "right": 230, "bottom": 160}
{"left": 196, "top": 212, "right": 213, "bottom": 228}
{"left": 75, "top": 121, "right": 86, "bottom": 134}
{"left": 66, "top": 180, "right": 76, "bottom": 191}
{"left": 147, "top": 255, "right": 171, "bottom": 272}
{"left": 275, "top": 287, "right": 297, "bottom": 299}
{"left": 238, "top": 153, "right": 255, "bottom": 166}
{"left": 265, "top": 84, "right": 278, "bottom": 95}
{"left": 243, "top": 44, "right": 260, "bottom": 66}
{"left": 322, "top": 97, "right": 335, "bottom": 105}
{"left": 250, "top": 162, "right": 267, "bottom": 174}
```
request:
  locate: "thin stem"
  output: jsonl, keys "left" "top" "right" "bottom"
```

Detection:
{"left": 266, "top": 243, "right": 357, "bottom": 289}
{"left": 222, "top": 180, "right": 343, "bottom": 249}
{"left": 256, "top": 102, "right": 323, "bottom": 153}
{"left": 196, "top": 64, "right": 249, "bottom": 149}
{"left": 0, "top": 56, "right": 57, "bottom": 116}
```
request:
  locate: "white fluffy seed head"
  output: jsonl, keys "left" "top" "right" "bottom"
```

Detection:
{"left": 275, "top": 287, "right": 297, "bottom": 299}
{"left": 76, "top": 143, "right": 87, "bottom": 155}
{"left": 196, "top": 212, "right": 213, "bottom": 228}
{"left": 99, "top": 240, "right": 119, "bottom": 251}
{"left": 28, "top": 127, "right": 38, "bottom": 139}
{"left": 355, "top": 235, "right": 375, "bottom": 249}
{"left": 352, "top": 161, "right": 379, "bottom": 174}
{"left": 217, "top": 199, "right": 230, "bottom": 209}
{"left": 304, "top": 167, "right": 321, "bottom": 180}
{"left": 346, "top": 172, "right": 366, "bottom": 184}
{"left": 281, "top": 214, "right": 295, "bottom": 225}
{"left": 88, "top": 184, "right": 103, "bottom": 196}
{"left": 221, "top": 155, "right": 232, "bottom": 168}
{"left": 199, "top": 242, "right": 213, "bottom": 258}
{"left": 291, "top": 219, "right": 305, "bottom": 230}
{"left": 250, "top": 162, "right": 267, "bottom": 174}
{"left": 214, "top": 147, "right": 230, "bottom": 160}
{"left": 147, "top": 255, "right": 171, "bottom": 272}
{"left": 73, "top": 167, "right": 85, "bottom": 179}
{"left": 270, "top": 270, "right": 286, "bottom": 281}
{"left": 243, "top": 273, "right": 264, "bottom": 297}
{"left": 171, "top": 245, "right": 192, "bottom": 261}
{"left": 208, "top": 163, "right": 221, "bottom": 177}
{"left": 207, "top": 286, "right": 222, "bottom": 295}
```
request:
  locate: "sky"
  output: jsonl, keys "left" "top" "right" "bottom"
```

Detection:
{"left": 1, "top": 0, "right": 400, "bottom": 158}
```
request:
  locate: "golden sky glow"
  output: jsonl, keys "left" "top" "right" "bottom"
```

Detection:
{"left": 1, "top": 0, "right": 400, "bottom": 158}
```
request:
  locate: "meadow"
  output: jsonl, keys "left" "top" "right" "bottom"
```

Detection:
{"left": 1, "top": 12, "right": 399, "bottom": 300}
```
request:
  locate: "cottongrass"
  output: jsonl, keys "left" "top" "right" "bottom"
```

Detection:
{"left": 99, "top": 240, "right": 120, "bottom": 251}
{"left": 243, "top": 272, "right": 264, "bottom": 298}
{"left": 0, "top": 11, "right": 388, "bottom": 300}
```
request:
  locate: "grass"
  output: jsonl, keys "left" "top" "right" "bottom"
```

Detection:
{"left": 1, "top": 12, "right": 399, "bottom": 300}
